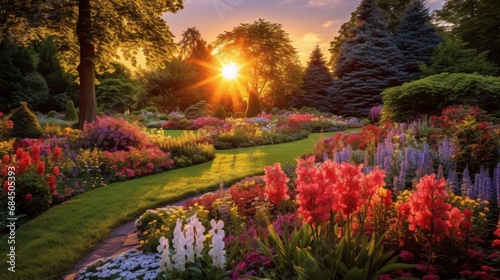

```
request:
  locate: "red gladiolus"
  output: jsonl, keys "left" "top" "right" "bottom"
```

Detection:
{"left": 31, "top": 145, "right": 40, "bottom": 163}
{"left": 2, "top": 154, "right": 9, "bottom": 164}
{"left": 24, "top": 193, "right": 32, "bottom": 203}
{"left": 334, "top": 162, "right": 365, "bottom": 216}
{"left": 18, "top": 157, "right": 30, "bottom": 174}
{"left": 53, "top": 145, "right": 62, "bottom": 160}
{"left": 295, "top": 157, "right": 334, "bottom": 224}
{"left": 47, "top": 174, "right": 57, "bottom": 187}
{"left": 53, "top": 166, "right": 60, "bottom": 177}
{"left": 263, "top": 162, "right": 290, "bottom": 205}
{"left": 36, "top": 161, "right": 45, "bottom": 175}
{"left": 15, "top": 147, "right": 24, "bottom": 160}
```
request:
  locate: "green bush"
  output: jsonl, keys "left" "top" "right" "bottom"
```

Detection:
{"left": 9, "top": 102, "right": 43, "bottom": 139}
{"left": 245, "top": 90, "right": 261, "bottom": 117}
{"left": 63, "top": 100, "right": 79, "bottom": 121}
{"left": 213, "top": 105, "right": 227, "bottom": 120}
{"left": 184, "top": 101, "right": 213, "bottom": 119}
{"left": 381, "top": 73, "right": 500, "bottom": 122}
{"left": 233, "top": 112, "right": 245, "bottom": 119}
{"left": 47, "top": 110, "right": 59, "bottom": 118}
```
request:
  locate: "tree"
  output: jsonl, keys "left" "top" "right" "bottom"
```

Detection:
{"left": 328, "top": 0, "right": 412, "bottom": 68}
{"left": 330, "top": 0, "right": 406, "bottom": 117}
{"left": 394, "top": 0, "right": 442, "bottom": 81}
{"left": 419, "top": 35, "right": 499, "bottom": 76}
{"left": 96, "top": 78, "right": 138, "bottom": 114}
{"left": 178, "top": 27, "right": 213, "bottom": 63}
{"left": 299, "top": 45, "right": 333, "bottom": 111}
{"left": 214, "top": 19, "right": 303, "bottom": 110}
{"left": 0, "top": 0, "right": 184, "bottom": 128}
{"left": 434, "top": 0, "right": 500, "bottom": 66}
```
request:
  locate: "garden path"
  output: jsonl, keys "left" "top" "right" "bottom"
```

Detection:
{"left": 63, "top": 194, "right": 205, "bottom": 280}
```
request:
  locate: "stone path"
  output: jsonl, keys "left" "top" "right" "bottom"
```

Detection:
{"left": 62, "top": 194, "right": 205, "bottom": 280}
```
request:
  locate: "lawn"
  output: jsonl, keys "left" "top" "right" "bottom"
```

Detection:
{"left": 0, "top": 130, "right": 354, "bottom": 280}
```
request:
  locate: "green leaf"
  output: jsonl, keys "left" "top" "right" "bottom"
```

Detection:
{"left": 375, "top": 263, "right": 416, "bottom": 276}
{"left": 343, "top": 267, "right": 363, "bottom": 280}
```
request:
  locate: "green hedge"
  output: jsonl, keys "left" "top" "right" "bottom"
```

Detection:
{"left": 381, "top": 73, "right": 500, "bottom": 122}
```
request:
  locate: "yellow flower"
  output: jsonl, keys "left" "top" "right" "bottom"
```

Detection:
{"left": 205, "top": 234, "right": 211, "bottom": 239}
{"left": 140, "top": 240, "right": 144, "bottom": 245}
{"left": 158, "top": 213, "right": 164, "bottom": 217}
{"left": 145, "top": 240, "right": 149, "bottom": 244}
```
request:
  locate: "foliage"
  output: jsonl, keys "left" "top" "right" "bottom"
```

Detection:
{"left": 104, "top": 146, "right": 173, "bottom": 181}
{"left": 381, "top": 73, "right": 500, "bottom": 122}
{"left": 148, "top": 131, "right": 215, "bottom": 168}
{"left": 213, "top": 105, "right": 227, "bottom": 120}
{"left": 394, "top": 0, "right": 442, "bottom": 81}
{"left": 96, "top": 78, "right": 137, "bottom": 114}
{"left": 184, "top": 100, "right": 213, "bottom": 119}
{"left": 9, "top": 102, "right": 43, "bottom": 139}
{"left": 298, "top": 45, "right": 333, "bottom": 112}
{"left": 0, "top": 0, "right": 184, "bottom": 128}
{"left": 419, "top": 35, "right": 499, "bottom": 77}
{"left": 0, "top": 113, "right": 13, "bottom": 141}
{"left": 214, "top": 19, "right": 303, "bottom": 110}
{"left": 138, "top": 58, "right": 205, "bottom": 112}
{"left": 11, "top": 72, "right": 50, "bottom": 111}
{"left": 245, "top": 90, "right": 262, "bottom": 118}
{"left": 47, "top": 110, "right": 58, "bottom": 118}
{"left": 79, "top": 116, "right": 150, "bottom": 152}
{"left": 330, "top": 0, "right": 406, "bottom": 117}
{"left": 434, "top": 0, "right": 500, "bottom": 66}
{"left": 63, "top": 100, "right": 78, "bottom": 121}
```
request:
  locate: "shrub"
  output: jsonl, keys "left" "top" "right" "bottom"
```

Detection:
{"left": 190, "top": 116, "right": 228, "bottom": 130}
{"left": 79, "top": 116, "right": 150, "bottom": 152}
{"left": 245, "top": 90, "right": 261, "bottom": 117}
{"left": 184, "top": 101, "right": 213, "bottom": 119}
{"left": 233, "top": 112, "right": 245, "bottom": 119}
{"left": 47, "top": 110, "right": 59, "bottom": 118}
{"left": 63, "top": 100, "right": 79, "bottom": 121}
{"left": 213, "top": 105, "right": 227, "bottom": 120}
{"left": 381, "top": 73, "right": 500, "bottom": 122}
{"left": 0, "top": 112, "right": 14, "bottom": 140}
{"left": 9, "top": 102, "right": 43, "bottom": 139}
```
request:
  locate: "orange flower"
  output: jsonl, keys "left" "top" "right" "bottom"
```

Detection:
{"left": 36, "top": 161, "right": 45, "bottom": 175}
{"left": 53, "top": 146, "right": 62, "bottom": 160}
{"left": 263, "top": 162, "right": 290, "bottom": 205}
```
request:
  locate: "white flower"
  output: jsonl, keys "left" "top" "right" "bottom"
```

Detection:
{"left": 208, "top": 219, "right": 226, "bottom": 269}
{"left": 183, "top": 223, "right": 195, "bottom": 263}
{"left": 189, "top": 214, "right": 206, "bottom": 258}
{"left": 157, "top": 236, "right": 172, "bottom": 271}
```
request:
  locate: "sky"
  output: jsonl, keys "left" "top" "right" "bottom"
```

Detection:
{"left": 163, "top": 0, "right": 446, "bottom": 64}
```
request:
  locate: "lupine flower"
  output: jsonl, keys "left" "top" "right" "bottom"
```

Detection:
{"left": 208, "top": 219, "right": 226, "bottom": 269}
{"left": 53, "top": 145, "right": 62, "bottom": 160}
{"left": 263, "top": 162, "right": 290, "bottom": 205}
{"left": 31, "top": 145, "right": 41, "bottom": 163}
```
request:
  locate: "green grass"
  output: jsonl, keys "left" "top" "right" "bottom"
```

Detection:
{"left": 0, "top": 130, "right": 356, "bottom": 280}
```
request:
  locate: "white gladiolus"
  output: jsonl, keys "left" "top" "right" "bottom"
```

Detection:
{"left": 156, "top": 236, "right": 172, "bottom": 272}
{"left": 208, "top": 219, "right": 226, "bottom": 269}
{"left": 189, "top": 214, "right": 206, "bottom": 258}
{"left": 171, "top": 219, "right": 187, "bottom": 271}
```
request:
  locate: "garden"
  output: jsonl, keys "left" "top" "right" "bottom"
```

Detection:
{"left": 1, "top": 0, "right": 500, "bottom": 279}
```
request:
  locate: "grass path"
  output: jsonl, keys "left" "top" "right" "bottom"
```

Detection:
{"left": 0, "top": 131, "right": 353, "bottom": 280}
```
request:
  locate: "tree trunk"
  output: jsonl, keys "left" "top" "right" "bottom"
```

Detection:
{"left": 76, "top": 0, "right": 97, "bottom": 129}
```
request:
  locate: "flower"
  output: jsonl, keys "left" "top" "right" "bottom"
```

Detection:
{"left": 263, "top": 162, "right": 290, "bottom": 205}
{"left": 157, "top": 236, "right": 172, "bottom": 271}
{"left": 36, "top": 161, "right": 45, "bottom": 175}
{"left": 208, "top": 219, "right": 226, "bottom": 269}
{"left": 2, "top": 154, "right": 9, "bottom": 164}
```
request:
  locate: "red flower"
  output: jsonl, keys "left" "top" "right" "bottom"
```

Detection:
{"left": 53, "top": 145, "right": 62, "bottom": 160}
{"left": 263, "top": 162, "right": 290, "bottom": 205}
{"left": 24, "top": 193, "right": 32, "bottom": 203}
{"left": 36, "top": 161, "right": 45, "bottom": 175}
{"left": 15, "top": 148, "right": 24, "bottom": 160}
{"left": 2, "top": 154, "right": 9, "bottom": 164}
{"left": 3, "top": 180, "right": 9, "bottom": 192}
{"left": 53, "top": 166, "right": 60, "bottom": 177}
{"left": 31, "top": 145, "right": 40, "bottom": 163}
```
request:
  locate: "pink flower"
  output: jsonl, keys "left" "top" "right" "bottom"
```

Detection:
{"left": 263, "top": 162, "right": 290, "bottom": 205}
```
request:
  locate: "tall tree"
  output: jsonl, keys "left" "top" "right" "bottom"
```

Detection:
{"left": 178, "top": 27, "right": 213, "bottom": 62}
{"left": 299, "top": 45, "right": 333, "bottom": 111}
{"left": 394, "top": 0, "right": 442, "bottom": 81}
{"left": 434, "top": 0, "right": 500, "bottom": 66}
{"left": 0, "top": 0, "right": 184, "bottom": 128}
{"left": 328, "top": 0, "right": 412, "bottom": 68}
{"left": 330, "top": 0, "right": 406, "bottom": 117}
{"left": 214, "top": 19, "right": 303, "bottom": 111}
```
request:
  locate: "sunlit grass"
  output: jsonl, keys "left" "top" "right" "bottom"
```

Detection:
{"left": 0, "top": 130, "right": 357, "bottom": 280}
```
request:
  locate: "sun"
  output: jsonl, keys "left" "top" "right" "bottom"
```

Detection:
{"left": 221, "top": 63, "right": 239, "bottom": 80}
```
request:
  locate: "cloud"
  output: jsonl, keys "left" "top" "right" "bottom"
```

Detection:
{"left": 322, "top": 20, "right": 334, "bottom": 28}
{"left": 307, "top": 0, "right": 342, "bottom": 8}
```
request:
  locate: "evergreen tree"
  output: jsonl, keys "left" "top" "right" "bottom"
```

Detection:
{"left": 300, "top": 45, "right": 332, "bottom": 111}
{"left": 330, "top": 0, "right": 406, "bottom": 117}
{"left": 395, "top": 0, "right": 442, "bottom": 81}
{"left": 419, "top": 35, "right": 499, "bottom": 76}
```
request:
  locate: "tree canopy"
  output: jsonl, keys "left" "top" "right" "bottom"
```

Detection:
{"left": 214, "top": 19, "right": 303, "bottom": 110}
{"left": 0, "top": 0, "right": 184, "bottom": 128}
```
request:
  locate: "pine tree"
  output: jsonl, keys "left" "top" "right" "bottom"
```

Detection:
{"left": 301, "top": 45, "right": 333, "bottom": 111}
{"left": 395, "top": 0, "right": 442, "bottom": 81}
{"left": 330, "top": 0, "right": 406, "bottom": 117}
